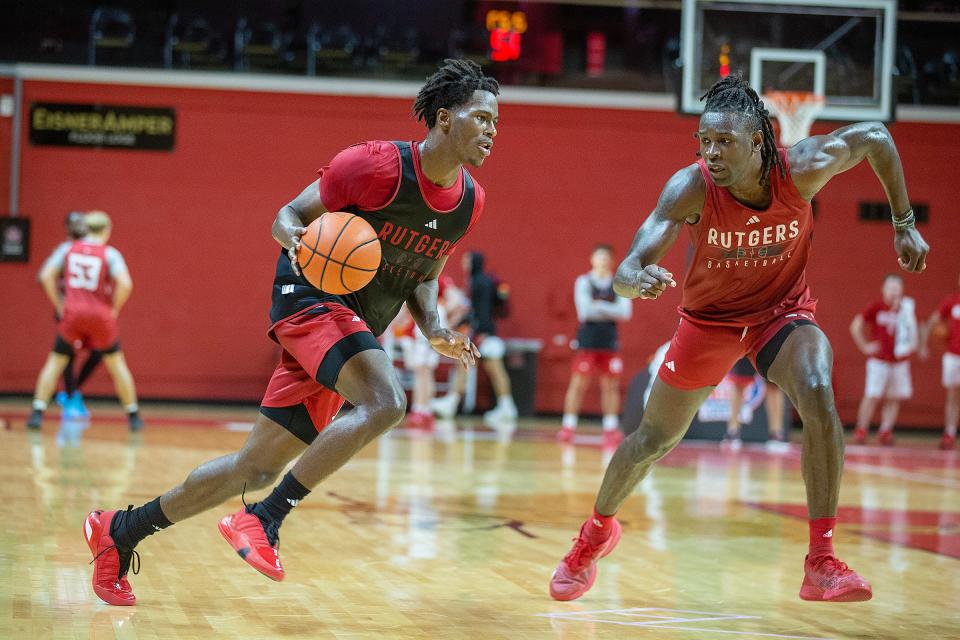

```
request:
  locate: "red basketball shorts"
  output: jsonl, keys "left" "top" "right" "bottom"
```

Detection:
{"left": 261, "top": 303, "right": 381, "bottom": 434}
{"left": 658, "top": 306, "right": 818, "bottom": 390}
{"left": 571, "top": 350, "right": 624, "bottom": 377}
{"left": 59, "top": 306, "right": 117, "bottom": 351}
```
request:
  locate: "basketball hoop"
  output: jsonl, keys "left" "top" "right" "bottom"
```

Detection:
{"left": 763, "top": 91, "right": 825, "bottom": 147}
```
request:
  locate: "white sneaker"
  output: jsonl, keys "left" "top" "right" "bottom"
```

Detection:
{"left": 483, "top": 402, "right": 518, "bottom": 425}
{"left": 430, "top": 394, "right": 460, "bottom": 419}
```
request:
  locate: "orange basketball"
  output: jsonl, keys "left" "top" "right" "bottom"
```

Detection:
{"left": 297, "top": 211, "right": 381, "bottom": 294}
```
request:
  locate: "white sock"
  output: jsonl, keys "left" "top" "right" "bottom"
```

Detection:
{"left": 602, "top": 415, "right": 619, "bottom": 431}
{"left": 32, "top": 399, "right": 47, "bottom": 411}
{"left": 125, "top": 403, "right": 139, "bottom": 414}
{"left": 497, "top": 395, "right": 516, "bottom": 409}
{"left": 412, "top": 403, "right": 429, "bottom": 414}
{"left": 562, "top": 413, "right": 578, "bottom": 429}
{"left": 446, "top": 392, "right": 461, "bottom": 403}
{"left": 946, "top": 425, "right": 958, "bottom": 437}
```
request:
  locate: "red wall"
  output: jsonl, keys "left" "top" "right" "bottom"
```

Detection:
{"left": 1, "top": 77, "right": 958, "bottom": 425}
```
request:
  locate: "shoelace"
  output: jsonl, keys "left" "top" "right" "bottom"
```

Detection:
{"left": 240, "top": 483, "right": 282, "bottom": 548}
{"left": 563, "top": 536, "right": 599, "bottom": 573}
{"left": 91, "top": 545, "right": 141, "bottom": 582}
{"left": 811, "top": 555, "right": 850, "bottom": 574}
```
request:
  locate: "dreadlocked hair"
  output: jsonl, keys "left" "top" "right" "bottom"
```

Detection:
{"left": 700, "top": 74, "right": 784, "bottom": 187}
{"left": 413, "top": 58, "right": 500, "bottom": 129}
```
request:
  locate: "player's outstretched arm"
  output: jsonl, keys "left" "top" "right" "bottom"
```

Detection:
{"left": 272, "top": 179, "right": 329, "bottom": 275}
{"left": 407, "top": 256, "right": 480, "bottom": 368}
{"left": 613, "top": 165, "right": 704, "bottom": 300}
{"left": 789, "top": 122, "right": 929, "bottom": 272}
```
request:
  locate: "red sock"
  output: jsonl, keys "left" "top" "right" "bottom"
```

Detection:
{"left": 809, "top": 517, "right": 837, "bottom": 558}
{"left": 585, "top": 507, "right": 616, "bottom": 542}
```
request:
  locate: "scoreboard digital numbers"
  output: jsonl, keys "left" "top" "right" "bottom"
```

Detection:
{"left": 486, "top": 10, "right": 527, "bottom": 62}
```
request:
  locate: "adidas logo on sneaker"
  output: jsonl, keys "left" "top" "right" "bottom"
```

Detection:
{"left": 425, "top": 219, "right": 438, "bottom": 229}
{"left": 746, "top": 215, "right": 760, "bottom": 226}
{"left": 665, "top": 360, "right": 676, "bottom": 372}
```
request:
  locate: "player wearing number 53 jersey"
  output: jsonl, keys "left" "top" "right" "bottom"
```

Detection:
{"left": 27, "top": 211, "right": 143, "bottom": 431}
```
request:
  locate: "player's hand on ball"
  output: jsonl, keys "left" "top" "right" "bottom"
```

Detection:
{"left": 287, "top": 226, "right": 307, "bottom": 276}
{"left": 429, "top": 329, "right": 481, "bottom": 368}
{"left": 894, "top": 227, "right": 929, "bottom": 273}
{"left": 635, "top": 265, "right": 676, "bottom": 300}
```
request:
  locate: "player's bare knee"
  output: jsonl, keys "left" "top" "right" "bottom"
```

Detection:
{"left": 235, "top": 454, "right": 283, "bottom": 490}
{"left": 795, "top": 376, "right": 836, "bottom": 421}
{"left": 625, "top": 425, "right": 676, "bottom": 462}
{"left": 367, "top": 387, "right": 407, "bottom": 433}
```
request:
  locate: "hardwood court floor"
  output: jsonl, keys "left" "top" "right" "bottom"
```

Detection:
{"left": 0, "top": 400, "right": 958, "bottom": 639}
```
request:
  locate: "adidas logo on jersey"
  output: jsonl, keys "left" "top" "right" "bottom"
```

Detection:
{"left": 424, "top": 219, "right": 438, "bottom": 230}
{"left": 665, "top": 360, "right": 676, "bottom": 372}
{"left": 745, "top": 215, "right": 761, "bottom": 226}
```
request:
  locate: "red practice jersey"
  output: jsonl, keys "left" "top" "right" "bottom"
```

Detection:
{"left": 938, "top": 293, "right": 960, "bottom": 355}
{"left": 60, "top": 241, "right": 123, "bottom": 313}
{"left": 680, "top": 150, "right": 815, "bottom": 326}
{"left": 861, "top": 301, "right": 901, "bottom": 362}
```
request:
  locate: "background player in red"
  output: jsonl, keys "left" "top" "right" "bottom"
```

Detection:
{"left": 549, "top": 74, "right": 928, "bottom": 604}
{"left": 82, "top": 59, "right": 498, "bottom": 606}
{"left": 38, "top": 210, "right": 103, "bottom": 417}
{"left": 919, "top": 270, "right": 960, "bottom": 450}
{"left": 558, "top": 244, "right": 632, "bottom": 447}
{"left": 27, "top": 211, "right": 142, "bottom": 431}
{"left": 849, "top": 274, "right": 917, "bottom": 446}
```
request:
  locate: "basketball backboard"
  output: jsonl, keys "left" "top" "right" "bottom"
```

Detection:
{"left": 680, "top": 0, "right": 897, "bottom": 121}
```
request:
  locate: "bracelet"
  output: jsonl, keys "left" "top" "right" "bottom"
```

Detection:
{"left": 892, "top": 208, "right": 915, "bottom": 231}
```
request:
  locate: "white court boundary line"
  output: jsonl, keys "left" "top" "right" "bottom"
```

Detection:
{"left": 537, "top": 607, "right": 832, "bottom": 639}
{"left": 0, "top": 62, "right": 956, "bottom": 122}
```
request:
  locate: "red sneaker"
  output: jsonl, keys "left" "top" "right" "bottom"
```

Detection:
{"left": 83, "top": 510, "right": 138, "bottom": 606}
{"left": 941, "top": 433, "right": 956, "bottom": 450}
{"left": 799, "top": 554, "right": 872, "bottom": 602}
{"left": 549, "top": 518, "right": 622, "bottom": 601}
{"left": 602, "top": 429, "right": 624, "bottom": 449}
{"left": 218, "top": 507, "right": 284, "bottom": 581}
{"left": 557, "top": 427, "right": 575, "bottom": 443}
{"left": 852, "top": 427, "right": 868, "bottom": 445}
{"left": 405, "top": 411, "right": 435, "bottom": 431}
{"left": 877, "top": 430, "right": 894, "bottom": 447}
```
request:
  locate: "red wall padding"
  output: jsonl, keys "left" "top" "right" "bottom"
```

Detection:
{"left": 1, "top": 78, "right": 958, "bottom": 426}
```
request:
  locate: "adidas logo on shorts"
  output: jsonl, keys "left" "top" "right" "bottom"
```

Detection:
{"left": 424, "top": 219, "right": 438, "bottom": 229}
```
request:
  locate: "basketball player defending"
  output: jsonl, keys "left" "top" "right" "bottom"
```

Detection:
{"left": 549, "top": 75, "right": 928, "bottom": 603}
{"left": 558, "top": 244, "right": 632, "bottom": 447}
{"left": 27, "top": 211, "right": 142, "bottom": 431}
{"left": 83, "top": 59, "right": 498, "bottom": 606}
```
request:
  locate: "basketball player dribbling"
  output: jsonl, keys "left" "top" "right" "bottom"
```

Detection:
{"left": 549, "top": 75, "right": 929, "bottom": 603}
{"left": 83, "top": 59, "right": 499, "bottom": 606}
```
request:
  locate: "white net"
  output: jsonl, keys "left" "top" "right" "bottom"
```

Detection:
{"left": 763, "top": 91, "right": 825, "bottom": 147}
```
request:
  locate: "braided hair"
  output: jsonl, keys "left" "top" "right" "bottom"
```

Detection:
{"left": 700, "top": 74, "right": 784, "bottom": 186}
{"left": 413, "top": 59, "right": 500, "bottom": 129}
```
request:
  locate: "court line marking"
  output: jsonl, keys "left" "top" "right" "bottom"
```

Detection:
{"left": 537, "top": 608, "right": 832, "bottom": 639}
{"left": 844, "top": 461, "right": 960, "bottom": 489}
